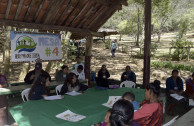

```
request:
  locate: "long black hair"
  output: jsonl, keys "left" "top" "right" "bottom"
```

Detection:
{"left": 146, "top": 80, "right": 161, "bottom": 97}
{"left": 110, "top": 99, "right": 134, "bottom": 126}
{"left": 28, "top": 73, "right": 49, "bottom": 99}
{"left": 172, "top": 69, "right": 182, "bottom": 85}
{"left": 64, "top": 72, "right": 79, "bottom": 87}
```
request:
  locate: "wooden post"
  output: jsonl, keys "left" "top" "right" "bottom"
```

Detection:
{"left": 84, "top": 35, "right": 93, "bottom": 87}
{"left": 143, "top": 0, "right": 152, "bottom": 88}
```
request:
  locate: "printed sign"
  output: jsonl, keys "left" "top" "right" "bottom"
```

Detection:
{"left": 11, "top": 31, "right": 62, "bottom": 62}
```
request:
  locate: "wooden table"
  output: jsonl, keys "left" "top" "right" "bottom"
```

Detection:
{"left": 171, "top": 108, "right": 194, "bottom": 126}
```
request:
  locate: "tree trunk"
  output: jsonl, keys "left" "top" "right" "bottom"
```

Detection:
{"left": 18, "top": 63, "right": 31, "bottom": 81}
{"left": 64, "top": 32, "right": 71, "bottom": 64}
{"left": 158, "top": 18, "right": 167, "bottom": 43}
{"left": 2, "top": 27, "right": 11, "bottom": 76}
{"left": 119, "top": 34, "right": 122, "bottom": 41}
{"left": 45, "top": 62, "right": 54, "bottom": 73}
{"left": 136, "top": 7, "right": 140, "bottom": 47}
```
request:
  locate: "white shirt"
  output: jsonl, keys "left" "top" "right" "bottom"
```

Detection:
{"left": 72, "top": 69, "right": 85, "bottom": 80}
{"left": 73, "top": 63, "right": 84, "bottom": 72}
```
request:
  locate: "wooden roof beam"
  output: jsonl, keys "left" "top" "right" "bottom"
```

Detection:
{"left": 0, "top": 19, "right": 103, "bottom": 37}
{"left": 92, "top": 0, "right": 128, "bottom": 6}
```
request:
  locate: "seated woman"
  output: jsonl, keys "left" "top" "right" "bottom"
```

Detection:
{"left": 60, "top": 73, "right": 88, "bottom": 95}
{"left": 56, "top": 65, "right": 68, "bottom": 82}
{"left": 166, "top": 69, "right": 184, "bottom": 115}
{"left": 185, "top": 72, "right": 194, "bottom": 99}
{"left": 28, "top": 74, "right": 50, "bottom": 100}
{"left": 134, "top": 80, "right": 163, "bottom": 126}
{"left": 96, "top": 65, "right": 110, "bottom": 87}
{"left": 110, "top": 99, "right": 140, "bottom": 126}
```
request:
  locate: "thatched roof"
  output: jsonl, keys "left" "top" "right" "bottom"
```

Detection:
{"left": 0, "top": 0, "right": 127, "bottom": 39}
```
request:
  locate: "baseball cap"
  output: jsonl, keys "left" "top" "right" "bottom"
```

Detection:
{"left": 35, "top": 62, "right": 42, "bottom": 70}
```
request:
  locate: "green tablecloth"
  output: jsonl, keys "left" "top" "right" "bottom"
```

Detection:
{"left": 9, "top": 87, "right": 145, "bottom": 126}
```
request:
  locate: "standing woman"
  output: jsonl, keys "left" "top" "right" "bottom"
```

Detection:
{"left": 28, "top": 74, "right": 50, "bottom": 100}
{"left": 134, "top": 80, "right": 163, "bottom": 126}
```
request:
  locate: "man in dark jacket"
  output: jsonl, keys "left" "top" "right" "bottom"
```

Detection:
{"left": 55, "top": 65, "right": 68, "bottom": 82}
{"left": 121, "top": 66, "right": 136, "bottom": 83}
{"left": 24, "top": 62, "right": 51, "bottom": 84}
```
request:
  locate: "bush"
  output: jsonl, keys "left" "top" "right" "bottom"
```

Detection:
{"left": 105, "top": 39, "right": 111, "bottom": 49}
{"left": 170, "top": 38, "right": 193, "bottom": 61}
{"left": 151, "top": 61, "right": 194, "bottom": 72}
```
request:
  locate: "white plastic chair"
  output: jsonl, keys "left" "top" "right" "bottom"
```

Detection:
{"left": 21, "top": 88, "right": 31, "bottom": 102}
{"left": 55, "top": 84, "right": 63, "bottom": 95}
{"left": 158, "top": 93, "right": 166, "bottom": 113}
{"left": 120, "top": 81, "right": 136, "bottom": 88}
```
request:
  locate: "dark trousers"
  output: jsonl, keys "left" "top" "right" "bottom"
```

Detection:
{"left": 96, "top": 77, "right": 109, "bottom": 87}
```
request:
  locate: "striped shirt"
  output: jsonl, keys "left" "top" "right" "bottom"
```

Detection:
{"left": 134, "top": 100, "right": 163, "bottom": 126}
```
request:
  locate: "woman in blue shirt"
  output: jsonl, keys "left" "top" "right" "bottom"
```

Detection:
{"left": 28, "top": 74, "right": 50, "bottom": 100}
{"left": 166, "top": 69, "right": 183, "bottom": 95}
{"left": 166, "top": 69, "right": 184, "bottom": 115}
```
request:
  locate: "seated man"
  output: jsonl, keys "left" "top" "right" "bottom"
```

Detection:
{"left": 56, "top": 65, "right": 68, "bottom": 82}
{"left": 185, "top": 72, "right": 194, "bottom": 99}
{"left": 24, "top": 62, "right": 51, "bottom": 84}
{"left": 72, "top": 56, "right": 84, "bottom": 71}
{"left": 96, "top": 65, "right": 110, "bottom": 87}
{"left": 72, "top": 65, "right": 85, "bottom": 80}
{"left": 166, "top": 69, "right": 185, "bottom": 115}
{"left": 121, "top": 66, "right": 136, "bottom": 83}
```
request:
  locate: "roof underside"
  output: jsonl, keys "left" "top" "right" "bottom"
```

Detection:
{"left": 0, "top": 0, "right": 127, "bottom": 39}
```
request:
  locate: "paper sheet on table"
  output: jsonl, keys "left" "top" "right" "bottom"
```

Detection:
{"left": 65, "top": 91, "right": 82, "bottom": 96}
{"left": 170, "top": 93, "right": 184, "bottom": 101}
{"left": 44, "top": 95, "right": 63, "bottom": 100}
{"left": 56, "top": 110, "right": 86, "bottom": 122}
{"left": 0, "top": 88, "right": 10, "bottom": 92}
{"left": 102, "top": 96, "right": 121, "bottom": 108}
{"left": 189, "top": 99, "right": 194, "bottom": 106}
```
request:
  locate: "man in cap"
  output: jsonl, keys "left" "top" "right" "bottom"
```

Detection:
{"left": 24, "top": 62, "right": 51, "bottom": 84}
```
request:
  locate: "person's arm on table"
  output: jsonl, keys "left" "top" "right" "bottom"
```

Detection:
{"left": 60, "top": 84, "right": 68, "bottom": 95}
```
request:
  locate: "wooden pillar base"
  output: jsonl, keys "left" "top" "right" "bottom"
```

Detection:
{"left": 84, "top": 56, "right": 91, "bottom": 87}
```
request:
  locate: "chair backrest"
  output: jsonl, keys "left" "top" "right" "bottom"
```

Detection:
{"left": 120, "top": 81, "right": 136, "bottom": 88}
{"left": 55, "top": 84, "right": 64, "bottom": 95}
{"left": 21, "top": 88, "right": 31, "bottom": 102}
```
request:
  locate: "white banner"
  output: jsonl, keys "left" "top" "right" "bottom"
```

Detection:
{"left": 11, "top": 31, "right": 62, "bottom": 62}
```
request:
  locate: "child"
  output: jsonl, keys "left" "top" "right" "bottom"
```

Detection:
{"left": 95, "top": 109, "right": 112, "bottom": 126}
{"left": 122, "top": 92, "right": 140, "bottom": 111}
